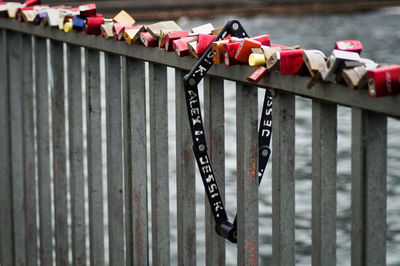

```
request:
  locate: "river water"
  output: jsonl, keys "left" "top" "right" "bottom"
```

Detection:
{"left": 157, "top": 7, "right": 400, "bottom": 266}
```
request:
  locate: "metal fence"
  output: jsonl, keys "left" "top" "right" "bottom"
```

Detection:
{"left": 0, "top": 18, "right": 395, "bottom": 266}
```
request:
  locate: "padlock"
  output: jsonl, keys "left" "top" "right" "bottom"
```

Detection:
{"left": 235, "top": 38, "right": 262, "bottom": 63}
{"left": 113, "top": 24, "right": 125, "bottom": 40}
{"left": 248, "top": 53, "right": 266, "bottom": 67}
{"left": 212, "top": 39, "right": 230, "bottom": 64}
{"left": 262, "top": 46, "right": 281, "bottom": 70}
{"left": 280, "top": 49, "right": 304, "bottom": 75}
{"left": 223, "top": 41, "right": 241, "bottom": 66}
{"left": 24, "top": 0, "right": 40, "bottom": 7}
{"left": 46, "top": 8, "right": 60, "bottom": 27}
{"left": 140, "top": 32, "right": 157, "bottom": 47}
{"left": 188, "top": 41, "right": 199, "bottom": 59}
{"left": 173, "top": 36, "right": 197, "bottom": 57}
{"left": 335, "top": 40, "right": 363, "bottom": 54}
{"left": 21, "top": 9, "right": 36, "bottom": 22}
{"left": 251, "top": 35, "right": 270, "bottom": 46}
{"left": 367, "top": 65, "right": 400, "bottom": 98}
{"left": 321, "top": 49, "right": 360, "bottom": 82}
{"left": 72, "top": 15, "right": 85, "bottom": 31}
{"left": 78, "top": 3, "right": 96, "bottom": 17}
{"left": 147, "top": 21, "right": 182, "bottom": 40}
{"left": 191, "top": 23, "right": 214, "bottom": 35}
{"left": 63, "top": 20, "right": 75, "bottom": 32}
{"left": 113, "top": 10, "right": 135, "bottom": 26}
{"left": 247, "top": 66, "right": 268, "bottom": 83}
{"left": 165, "top": 31, "right": 189, "bottom": 51}
{"left": 342, "top": 66, "right": 368, "bottom": 90}
{"left": 85, "top": 17, "right": 109, "bottom": 35}
{"left": 101, "top": 23, "right": 114, "bottom": 39}
{"left": 33, "top": 11, "right": 46, "bottom": 25}
{"left": 303, "top": 50, "right": 326, "bottom": 78}
{"left": 196, "top": 34, "right": 216, "bottom": 55}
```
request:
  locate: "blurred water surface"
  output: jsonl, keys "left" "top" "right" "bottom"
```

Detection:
{"left": 162, "top": 8, "right": 400, "bottom": 266}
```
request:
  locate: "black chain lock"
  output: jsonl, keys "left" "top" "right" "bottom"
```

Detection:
{"left": 183, "top": 20, "right": 272, "bottom": 243}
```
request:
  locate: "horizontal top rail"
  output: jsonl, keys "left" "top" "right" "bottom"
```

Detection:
{"left": 1, "top": 18, "right": 400, "bottom": 118}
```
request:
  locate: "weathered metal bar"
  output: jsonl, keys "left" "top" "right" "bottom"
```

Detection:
{"left": 204, "top": 76, "right": 226, "bottom": 266}
{"left": 236, "top": 83, "right": 259, "bottom": 265}
{"left": 85, "top": 48, "right": 105, "bottom": 266}
{"left": 271, "top": 91, "right": 295, "bottom": 266}
{"left": 0, "top": 29, "right": 14, "bottom": 266}
{"left": 175, "top": 68, "right": 196, "bottom": 266}
{"left": 149, "top": 62, "right": 170, "bottom": 265}
{"left": 67, "top": 43, "right": 86, "bottom": 266}
{"left": 351, "top": 108, "right": 387, "bottom": 266}
{"left": 312, "top": 100, "right": 337, "bottom": 266}
{"left": 0, "top": 19, "right": 399, "bottom": 117}
{"left": 34, "top": 36, "right": 52, "bottom": 266}
{"left": 22, "top": 33, "right": 38, "bottom": 266}
{"left": 105, "top": 52, "right": 125, "bottom": 265}
{"left": 8, "top": 30, "right": 26, "bottom": 266}
{"left": 122, "top": 56, "right": 133, "bottom": 266}
{"left": 50, "top": 39, "right": 68, "bottom": 266}
{"left": 126, "top": 57, "right": 148, "bottom": 266}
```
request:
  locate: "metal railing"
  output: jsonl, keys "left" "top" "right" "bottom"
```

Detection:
{"left": 0, "top": 18, "right": 396, "bottom": 266}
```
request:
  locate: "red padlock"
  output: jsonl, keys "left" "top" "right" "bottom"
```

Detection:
{"left": 247, "top": 66, "right": 268, "bottom": 83}
{"left": 252, "top": 35, "right": 270, "bottom": 46}
{"left": 280, "top": 49, "right": 304, "bottom": 75}
{"left": 24, "top": 0, "right": 40, "bottom": 6}
{"left": 223, "top": 42, "right": 241, "bottom": 66}
{"left": 79, "top": 3, "right": 96, "bottom": 17}
{"left": 335, "top": 40, "right": 363, "bottom": 54}
{"left": 196, "top": 34, "right": 216, "bottom": 55}
{"left": 367, "top": 65, "right": 400, "bottom": 98}
{"left": 165, "top": 31, "right": 189, "bottom": 51}
{"left": 235, "top": 38, "right": 262, "bottom": 63}
{"left": 113, "top": 24, "right": 125, "bottom": 40}
{"left": 85, "top": 17, "right": 104, "bottom": 35}
{"left": 140, "top": 32, "right": 157, "bottom": 47}
{"left": 173, "top": 36, "right": 196, "bottom": 57}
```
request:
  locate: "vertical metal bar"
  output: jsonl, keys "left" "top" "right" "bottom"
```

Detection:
{"left": 8, "top": 30, "right": 26, "bottom": 266}
{"left": 121, "top": 56, "right": 133, "bottom": 266}
{"left": 22, "top": 33, "right": 38, "bottom": 266}
{"left": 351, "top": 108, "right": 387, "bottom": 266}
{"left": 67, "top": 44, "right": 86, "bottom": 266}
{"left": 126, "top": 57, "right": 148, "bottom": 266}
{"left": 236, "top": 83, "right": 259, "bottom": 266}
{"left": 85, "top": 48, "right": 105, "bottom": 266}
{"left": 271, "top": 90, "right": 295, "bottom": 266}
{"left": 312, "top": 100, "right": 337, "bottom": 266}
{"left": 175, "top": 69, "right": 196, "bottom": 266}
{"left": 50, "top": 39, "right": 68, "bottom": 266}
{"left": 0, "top": 29, "right": 14, "bottom": 266}
{"left": 149, "top": 62, "right": 170, "bottom": 265}
{"left": 35, "top": 36, "right": 52, "bottom": 266}
{"left": 203, "top": 76, "right": 225, "bottom": 266}
{"left": 105, "top": 52, "right": 125, "bottom": 265}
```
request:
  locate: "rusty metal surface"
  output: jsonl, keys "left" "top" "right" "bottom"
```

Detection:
{"left": 236, "top": 83, "right": 259, "bottom": 265}
{"left": 126, "top": 57, "right": 149, "bottom": 266}
{"left": 204, "top": 77, "right": 226, "bottom": 266}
